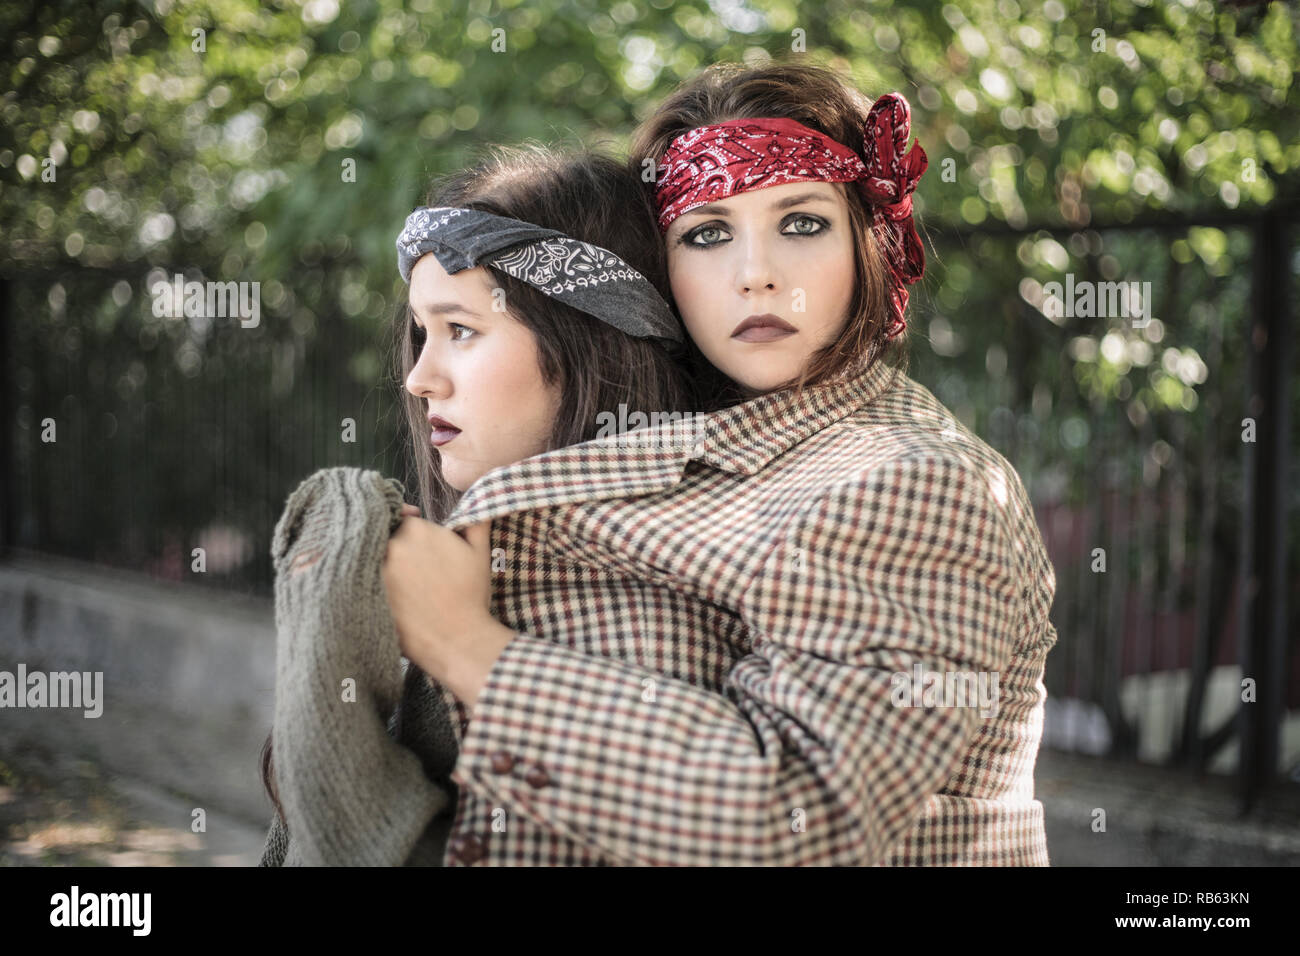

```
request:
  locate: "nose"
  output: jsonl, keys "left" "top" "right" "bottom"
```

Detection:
{"left": 735, "top": 233, "right": 778, "bottom": 295}
{"left": 405, "top": 339, "right": 451, "bottom": 401}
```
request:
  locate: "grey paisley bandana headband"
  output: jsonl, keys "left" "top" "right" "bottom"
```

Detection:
{"left": 396, "top": 206, "right": 683, "bottom": 345}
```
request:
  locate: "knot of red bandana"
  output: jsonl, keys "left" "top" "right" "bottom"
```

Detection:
{"left": 858, "top": 92, "right": 928, "bottom": 338}
{"left": 654, "top": 92, "right": 927, "bottom": 339}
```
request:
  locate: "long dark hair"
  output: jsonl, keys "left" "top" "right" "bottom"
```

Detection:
{"left": 629, "top": 59, "right": 915, "bottom": 409}
{"left": 260, "top": 144, "right": 697, "bottom": 831}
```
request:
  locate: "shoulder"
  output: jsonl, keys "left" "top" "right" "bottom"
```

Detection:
{"left": 807, "top": 373, "right": 1020, "bottom": 510}
{"left": 792, "top": 372, "right": 1048, "bottom": 577}
{"left": 819, "top": 372, "right": 1056, "bottom": 619}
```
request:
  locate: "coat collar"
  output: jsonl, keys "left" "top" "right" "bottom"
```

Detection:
{"left": 444, "top": 355, "right": 901, "bottom": 530}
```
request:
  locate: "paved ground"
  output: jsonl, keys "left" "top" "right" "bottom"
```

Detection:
{"left": 1037, "top": 748, "right": 1300, "bottom": 865}
{"left": 0, "top": 738, "right": 267, "bottom": 867}
{"left": 3, "top": 737, "right": 1297, "bottom": 866}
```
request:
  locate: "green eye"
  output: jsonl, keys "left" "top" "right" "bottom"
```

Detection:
{"left": 688, "top": 224, "right": 728, "bottom": 246}
{"left": 678, "top": 219, "right": 731, "bottom": 247}
{"left": 783, "top": 215, "right": 825, "bottom": 235}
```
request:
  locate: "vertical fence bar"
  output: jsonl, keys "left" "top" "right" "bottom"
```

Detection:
{"left": 0, "top": 278, "right": 12, "bottom": 560}
{"left": 1240, "top": 211, "right": 1294, "bottom": 808}
{"left": 1182, "top": 291, "right": 1225, "bottom": 771}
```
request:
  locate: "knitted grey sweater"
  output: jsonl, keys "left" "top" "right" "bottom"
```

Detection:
{"left": 258, "top": 466, "right": 460, "bottom": 866}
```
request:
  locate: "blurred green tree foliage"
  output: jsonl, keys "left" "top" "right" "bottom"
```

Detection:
{"left": 0, "top": 0, "right": 1295, "bottom": 593}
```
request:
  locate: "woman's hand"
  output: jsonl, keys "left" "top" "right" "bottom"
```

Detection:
{"left": 382, "top": 514, "right": 518, "bottom": 712}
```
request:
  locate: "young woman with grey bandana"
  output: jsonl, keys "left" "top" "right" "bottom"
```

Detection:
{"left": 258, "top": 143, "right": 697, "bottom": 865}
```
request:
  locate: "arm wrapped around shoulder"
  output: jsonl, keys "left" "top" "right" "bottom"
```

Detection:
{"left": 447, "top": 452, "right": 1036, "bottom": 865}
{"left": 732, "top": 451, "right": 1028, "bottom": 863}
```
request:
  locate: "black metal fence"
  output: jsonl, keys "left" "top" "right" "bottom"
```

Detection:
{"left": 909, "top": 205, "right": 1297, "bottom": 810}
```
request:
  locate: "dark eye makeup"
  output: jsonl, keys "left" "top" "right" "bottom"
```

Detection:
{"left": 409, "top": 319, "right": 476, "bottom": 343}
{"left": 676, "top": 212, "right": 831, "bottom": 249}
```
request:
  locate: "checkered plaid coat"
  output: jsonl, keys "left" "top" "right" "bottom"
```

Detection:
{"left": 431, "top": 356, "right": 1058, "bottom": 865}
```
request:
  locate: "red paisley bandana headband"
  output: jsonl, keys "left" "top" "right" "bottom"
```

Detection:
{"left": 653, "top": 92, "right": 927, "bottom": 338}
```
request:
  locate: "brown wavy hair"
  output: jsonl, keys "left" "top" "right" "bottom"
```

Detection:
{"left": 629, "top": 59, "right": 917, "bottom": 410}
{"left": 260, "top": 144, "right": 697, "bottom": 833}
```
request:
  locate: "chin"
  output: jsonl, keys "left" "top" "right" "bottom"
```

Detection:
{"left": 735, "top": 373, "right": 788, "bottom": 395}
{"left": 717, "top": 355, "right": 801, "bottom": 395}
{"left": 438, "top": 457, "right": 473, "bottom": 493}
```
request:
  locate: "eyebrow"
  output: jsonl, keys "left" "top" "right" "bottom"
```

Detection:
{"left": 411, "top": 301, "right": 482, "bottom": 323}
{"left": 678, "top": 190, "right": 836, "bottom": 220}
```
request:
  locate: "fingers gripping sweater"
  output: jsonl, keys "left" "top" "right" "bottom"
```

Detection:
{"left": 257, "top": 467, "right": 459, "bottom": 866}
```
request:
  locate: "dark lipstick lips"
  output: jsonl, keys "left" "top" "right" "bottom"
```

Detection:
{"left": 428, "top": 414, "right": 461, "bottom": 447}
{"left": 732, "top": 313, "right": 797, "bottom": 340}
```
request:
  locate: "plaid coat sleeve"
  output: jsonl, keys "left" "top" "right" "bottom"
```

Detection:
{"left": 450, "top": 451, "right": 1023, "bottom": 865}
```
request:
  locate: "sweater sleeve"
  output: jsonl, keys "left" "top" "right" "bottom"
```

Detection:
{"left": 258, "top": 813, "right": 289, "bottom": 867}
{"left": 449, "top": 455, "right": 1021, "bottom": 865}
{"left": 266, "top": 467, "right": 456, "bottom": 866}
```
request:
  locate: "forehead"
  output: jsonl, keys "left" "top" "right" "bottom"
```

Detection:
{"left": 408, "top": 257, "right": 500, "bottom": 317}
{"left": 409, "top": 256, "right": 495, "bottom": 293}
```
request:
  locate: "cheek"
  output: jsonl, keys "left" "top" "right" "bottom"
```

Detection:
{"left": 495, "top": 336, "right": 558, "bottom": 436}
{"left": 456, "top": 343, "right": 524, "bottom": 432}
{"left": 669, "top": 254, "right": 723, "bottom": 335}
{"left": 669, "top": 249, "right": 711, "bottom": 299}
{"left": 803, "top": 239, "right": 856, "bottom": 309}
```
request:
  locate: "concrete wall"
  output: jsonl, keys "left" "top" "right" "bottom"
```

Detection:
{"left": 0, "top": 552, "right": 276, "bottom": 827}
